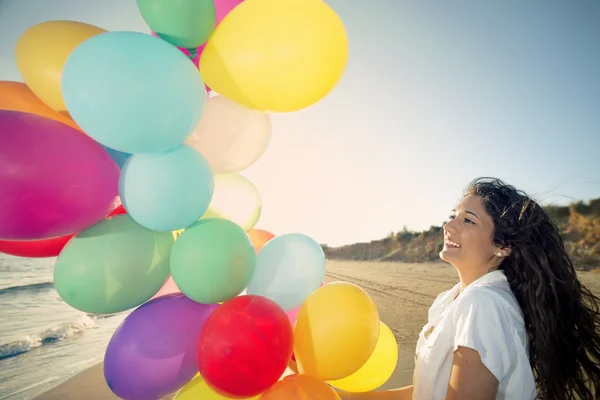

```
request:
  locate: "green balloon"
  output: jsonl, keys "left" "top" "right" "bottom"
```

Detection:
{"left": 170, "top": 218, "right": 256, "bottom": 304}
{"left": 54, "top": 215, "right": 174, "bottom": 314}
{"left": 137, "top": 0, "right": 216, "bottom": 49}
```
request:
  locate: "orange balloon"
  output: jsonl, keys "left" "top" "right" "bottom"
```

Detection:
{"left": 0, "top": 81, "right": 81, "bottom": 131}
{"left": 248, "top": 229, "right": 275, "bottom": 253}
{"left": 259, "top": 375, "right": 341, "bottom": 400}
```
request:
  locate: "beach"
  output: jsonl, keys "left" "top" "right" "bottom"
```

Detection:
{"left": 3, "top": 259, "right": 599, "bottom": 399}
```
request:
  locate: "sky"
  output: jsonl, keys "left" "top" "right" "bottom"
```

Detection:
{"left": 1, "top": 0, "right": 599, "bottom": 247}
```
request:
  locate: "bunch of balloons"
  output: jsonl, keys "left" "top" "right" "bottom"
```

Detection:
{"left": 1, "top": 0, "right": 400, "bottom": 398}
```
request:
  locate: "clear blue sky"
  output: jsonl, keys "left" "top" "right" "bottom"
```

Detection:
{"left": 1, "top": 0, "right": 599, "bottom": 246}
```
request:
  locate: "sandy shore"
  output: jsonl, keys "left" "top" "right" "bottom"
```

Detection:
{"left": 35, "top": 261, "right": 600, "bottom": 399}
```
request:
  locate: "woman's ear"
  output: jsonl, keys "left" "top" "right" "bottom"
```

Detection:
{"left": 494, "top": 246, "right": 512, "bottom": 257}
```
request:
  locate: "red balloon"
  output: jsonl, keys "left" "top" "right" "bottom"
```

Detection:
{"left": 0, "top": 204, "right": 127, "bottom": 258}
{"left": 197, "top": 295, "right": 293, "bottom": 398}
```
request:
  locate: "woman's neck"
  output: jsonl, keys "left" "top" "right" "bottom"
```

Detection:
{"left": 456, "top": 266, "right": 498, "bottom": 292}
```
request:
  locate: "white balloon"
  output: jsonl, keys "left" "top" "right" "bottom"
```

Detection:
{"left": 201, "top": 174, "right": 261, "bottom": 231}
{"left": 186, "top": 95, "right": 272, "bottom": 174}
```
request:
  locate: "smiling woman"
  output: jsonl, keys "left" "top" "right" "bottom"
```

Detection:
{"left": 339, "top": 177, "right": 600, "bottom": 400}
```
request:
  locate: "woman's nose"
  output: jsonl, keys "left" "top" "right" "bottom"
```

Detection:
{"left": 443, "top": 219, "right": 459, "bottom": 235}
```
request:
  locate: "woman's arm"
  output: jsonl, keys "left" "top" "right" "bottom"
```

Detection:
{"left": 445, "top": 346, "right": 498, "bottom": 400}
{"left": 338, "top": 386, "right": 413, "bottom": 400}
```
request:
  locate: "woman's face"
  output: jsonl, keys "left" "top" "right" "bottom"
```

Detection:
{"left": 440, "top": 194, "right": 501, "bottom": 270}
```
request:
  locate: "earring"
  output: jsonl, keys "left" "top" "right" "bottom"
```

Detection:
{"left": 497, "top": 251, "right": 503, "bottom": 257}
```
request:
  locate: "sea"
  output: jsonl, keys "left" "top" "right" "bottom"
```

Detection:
{"left": 0, "top": 252, "right": 129, "bottom": 400}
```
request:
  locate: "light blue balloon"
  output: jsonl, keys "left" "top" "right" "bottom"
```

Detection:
{"left": 62, "top": 31, "right": 206, "bottom": 154}
{"left": 246, "top": 233, "right": 326, "bottom": 311}
{"left": 119, "top": 145, "right": 214, "bottom": 231}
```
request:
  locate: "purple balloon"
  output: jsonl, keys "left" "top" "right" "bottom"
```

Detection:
{"left": 0, "top": 110, "right": 119, "bottom": 240}
{"left": 104, "top": 294, "right": 218, "bottom": 400}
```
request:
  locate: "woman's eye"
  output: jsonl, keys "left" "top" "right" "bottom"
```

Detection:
{"left": 464, "top": 218, "right": 475, "bottom": 225}
{"left": 448, "top": 215, "right": 455, "bottom": 220}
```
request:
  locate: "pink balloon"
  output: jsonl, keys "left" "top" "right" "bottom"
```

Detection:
{"left": 0, "top": 110, "right": 120, "bottom": 240}
{"left": 215, "top": 0, "right": 244, "bottom": 25}
{"left": 286, "top": 282, "right": 325, "bottom": 325}
{"left": 286, "top": 307, "right": 299, "bottom": 325}
{"left": 151, "top": 275, "right": 182, "bottom": 299}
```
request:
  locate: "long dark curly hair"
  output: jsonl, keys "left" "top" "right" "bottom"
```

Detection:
{"left": 465, "top": 177, "right": 600, "bottom": 399}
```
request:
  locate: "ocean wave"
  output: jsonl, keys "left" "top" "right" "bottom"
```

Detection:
{"left": 0, "top": 315, "right": 97, "bottom": 360}
{"left": 0, "top": 282, "right": 54, "bottom": 296}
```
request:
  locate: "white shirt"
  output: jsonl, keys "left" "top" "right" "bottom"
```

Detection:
{"left": 413, "top": 270, "right": 537, "bottom": 399}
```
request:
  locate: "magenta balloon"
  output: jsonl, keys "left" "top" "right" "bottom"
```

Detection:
{"left": 0, "top": 110, "right": 119, "bottom": 240}
{"left": 215, "top": 0, "right": 243, "bottom": 24}
{"left": 104, "top": 294, "right": 218, "bottom": 400}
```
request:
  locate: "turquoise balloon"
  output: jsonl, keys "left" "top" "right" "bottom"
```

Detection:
{"left": 62, "top": 31, "right": 206, "bottom": 154}
{"left": 137, "top": 0, "right": 216, "bottom": 48}
{"left": 54, "top": 215, "right": 174, "bottom": 314}
{"left": 170, "top": 218, "right": 256, "bottom": 304}
{"left": 247, "top": 233, "right": 326, "bottom": 311}
{"left": 119, "top": 145, "right": 214, "bottom": 232}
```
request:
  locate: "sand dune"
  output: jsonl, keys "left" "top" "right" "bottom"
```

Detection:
{"left": 36, "top": 261, "right": 600, "bottom": 399}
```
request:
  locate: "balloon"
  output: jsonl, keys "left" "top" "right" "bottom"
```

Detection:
{"left": 104, "top": 294, "right": 217, "bottom": 400}
{"left": 137, "top": 0, "right": 215, "bottom": 48}
{"left": 15, "top": 20, "right": 106, "bottom": 113}
{"left": 0, "top": 205, "right": 126, "bottom": 258}
{"left": 197, "top": 295, "right": 293, "bottom": 398}
{"left": 0, "top": 110, "right": 119, "bottom": 240}
{"left": 185, "top": 95, "right": 272, "bottom": 174}
{"left": 247, "top": 233, "right": 325, "bottom": 311}
{"left": 0, "top": 235, "right": 72, "bottom": 259}
{"left": 214, "top": 0, "right": 244, "bottom": 24}
{"left": 199, "top": 0, "right": 348, "bottom": 112}
{"left": 151, "top": 31, "right": 202, "bottom": 68}
{"left": 119, "top": 145, "right": 214, "bottom": 231}
{"left": 175, "top": 374, "right": 260, "bottom": 400}
{"left": 327, "top": 322, "right": 398, "bottom": 392}
{"left": 170, "top": 218, "right": 256, "bottom": 304}
{"left": 293, "top": 282, "right": 380, "bottom": 381}
{"left": 150, "top": 275, "right": 181, "bottom": 300}
{"left": 286, "top": 307, "right": 299, "bottom": 326}
{"left": 248, "top": 229, "right": 275, "bottom": 253}
{"left": 0, "top": 81, "right": 80, "bottom": 130}
{"left": 259, "top": 375, "right": 341, "bottom": 400}
{"left": 54, "top": 215, "right": 173, "bottom": 314}
{"left": 201, "top": 174, "right": 261, "bottom": 231}
{"left": 285, "top": 282, "right": 325, "bottom": 327}
{"left": 62, "top": 31, "right": 206, "bottom": 154}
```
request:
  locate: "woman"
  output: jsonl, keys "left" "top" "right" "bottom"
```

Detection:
{"left": 339, "top": 177, "right": 600, "bottom": 399}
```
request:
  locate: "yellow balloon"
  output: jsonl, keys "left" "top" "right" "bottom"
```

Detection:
{"left": 327, "top": 322, "right": 398, "bottom": 392}
{"left": 15, "top": 20, "right": 106, "bottom": 113}
{"left": 172, "top": 229, "right": 185, "bottom": 240}
{"left": 293, "top": 282, "right": 380, "bottom": 381}
{"left": 175, "top": 373, "right": 260, "bottom": 400}
{"left": 199, "top": 0, "right": 348, "bottom": 112}
{"left": 201, "top": 174, "right": 261, "bottom": 231}
{"left": 185, "top": 95, "right": 272, "bottom": 174}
